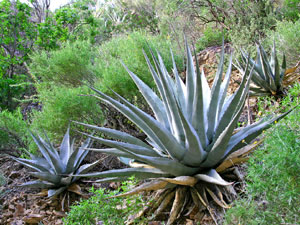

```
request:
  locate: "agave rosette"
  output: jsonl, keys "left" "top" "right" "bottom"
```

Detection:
{"left": 236, "top": 42, "right": 287, "bottom": 96}
{"left": 15, "top": 128, "right": 98, "bottom": 197}
{"left": 75, "top": 40, "right": 291, "bottom": 183}
{"left": 74, "top": 41, "right": 291, "bottom": 224}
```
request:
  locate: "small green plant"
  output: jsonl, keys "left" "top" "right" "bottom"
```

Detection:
{"left": 225, "top": 85, "right": 300, "bottom": 224}
{"left": 64, "top": 178, "right": 147, "bottom": 225}
{"left": 15, "top": 128, "right": 97, "bottom": 197}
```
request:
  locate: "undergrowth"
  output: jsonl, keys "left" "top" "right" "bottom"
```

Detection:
{"left": 225, "top": 83, "right": 300, "bottom": 224}
{"left": 64, "top": 177, "right": 149, "bottom": 225}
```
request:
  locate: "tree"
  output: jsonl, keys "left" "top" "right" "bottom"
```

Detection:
{"left": 0, "top": 0, "right": 37, "bottom": 110}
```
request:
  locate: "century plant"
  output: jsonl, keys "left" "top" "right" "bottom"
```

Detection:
{"left": 236, "top": 42, "right": 299, "bottom": 97}
{"left": 15, "top": 128, "right": 98, "bottom": 197}
{"left": 74, "top": 41, "right": 292, "bottom": 224}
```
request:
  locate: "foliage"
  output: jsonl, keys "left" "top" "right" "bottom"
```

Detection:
{"left": 156, "top": 0, "right": 202, "bottom": 52}
{"left": 0, "top": 0, "right": 36, "bottom": 110}
{"left": 266, "top": 19, "right": 300, "bottom": 67}
{"left": 95, "top": 31, "right": 184, "bottom": 99}
{"left": 0, "top": 74, "right": 29, "bottom": 110}
{"left": 35, "top": 0, "right": 101, "bottom": 49}
{"left": 30, "top": 85, "right": 103, "bottom": 143}
{"left": 236, "top": 42, "right": 287, "bottom": 97}
{"left": 29, "top": 40, "right": 99, "bottom": 86}
{"left": 98, "top": 0, "right": 159, "bottom": 35}
{"left": 0, "top": 108, "right": 30, "bottom": 156}
{"left": 15, "top": 128, "right": 97, "bottom": 197}
{"left": 225, "top": 85, "right": 300, "bottom": 224}
{"left": 55, "top": 0, "right": 100, "bottom": 42}
{"left": 64, "top": 178, "right": 148, "bottom": 225}
{"left": 196, "top": 26, "right": 227, "bottom": 51}
{"left": 35, "top": 17, "right": 69, "bottom": 50}
{"left": 189, "top": 0, "right": 277, "bottom": 54}
{"left": 281, "top": 0, "right": 300, "bottom": 21}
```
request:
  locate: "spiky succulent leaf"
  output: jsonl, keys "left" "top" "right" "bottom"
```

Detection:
{"left": 74, "top": 167, "right": 171, "bottom": 179}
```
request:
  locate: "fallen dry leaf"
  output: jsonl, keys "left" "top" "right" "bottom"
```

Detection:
{"left": 24, "top": 214, "right": 43, "bottom": 224}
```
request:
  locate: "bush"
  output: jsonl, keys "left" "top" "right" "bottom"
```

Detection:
{"left": 30, "top": 85, "right": 103, "bottom": 143}
{"left": 225, "top": 85, "right": 300, "bottom": 224}
{"left": 196, "top": 27, "right": 227, "bottom": 51}
{"left": 266, "top": 19, "right": 300, "bottom": 67}
{"left": 0, "top": 108, "right": 30, "bottom": 156}
{"left": 95, "top": 31, "right": 184, "bottom": 100}
{"left": 29, "top": 40, "right": 100, "bottom": 87}
{"left": 64, "top": 178, "right": 148, "bottom": 225}
{"left": 281, "top": 0, "right": 300, "bottom": 21}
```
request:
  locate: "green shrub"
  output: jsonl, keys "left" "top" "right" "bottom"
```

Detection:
{"left": 30, "top": 85, "right": 103, "bottom": 143}
{"left": 196, "top": 27, "right": 227, "bottom": 51}
{"left": 29, "top": 40, "right": 100, "bottom": 87}
{"left": 281, "top": 0, "right": 300, "bottom": 21}
{"left": 95, "top": 31, "right": 184, "bottom": 99}
{"left": 64, "top": 178, "right": 148, "bottom": 225}
{"left": 225, "top": 85, "right": 300, "bottom": 224}
{"left": 0, "top": 108, "right": 30, "bottom": 155}
{"left": 226, "top": 0, "right": 276, "bottom": 57}
{"left": 266, "top": 19, "right": 300, "bottom": 66}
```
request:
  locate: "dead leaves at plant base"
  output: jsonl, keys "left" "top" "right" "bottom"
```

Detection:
{"left": 0, "top": 191, "right": 66, "bottom": 224}
{"left": 125, "top": 179, "right": 237, "bottom": 225}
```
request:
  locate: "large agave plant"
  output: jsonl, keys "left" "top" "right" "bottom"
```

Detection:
{"left": 236, "top": 42, "right": 296, "bottom": 97}
{"left": 75, "top": 41, "right": 291, "bottom": 224}
{"left": 15, "top": 128, "right": 98, "bottom": 197}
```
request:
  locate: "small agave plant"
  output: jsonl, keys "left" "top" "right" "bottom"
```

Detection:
{"left": 236, "top": 42, "right": 299, "bottom": 97}
{"left": 15, "top": 128, "right": 98, "bottom": 197}
{"left": 74, "top": 41, "right": 292, "bottom": 224}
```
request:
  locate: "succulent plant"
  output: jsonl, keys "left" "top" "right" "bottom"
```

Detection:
{"left": 236, "top": 42, "right": 299, "bottom": 97}
{"left": 15, "top": 128, "right": 98, "bottom": 197}
{"left": 74, "top": 41, "right": 292, "bottom": 224}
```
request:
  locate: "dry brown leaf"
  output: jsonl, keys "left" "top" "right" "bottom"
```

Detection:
{"left": 110, "top": 180, "right": 168, "bottom": 198}
{"left": 24, "top": 214, "right": 43, "bottom": 224}
{"left": 167, "top": 187, "right": 186, "bottom": 225}
{"left": 216, "top": 138, "right": 264, "bottom": 172}
{"left": 67, "top": 183, "right": 83, "bottom": 195}
{"left": 40, "top": 189, "right": 49, "bottom": 197}
{"left": 159, "top": 176, "right": 198, "bottom": 186}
